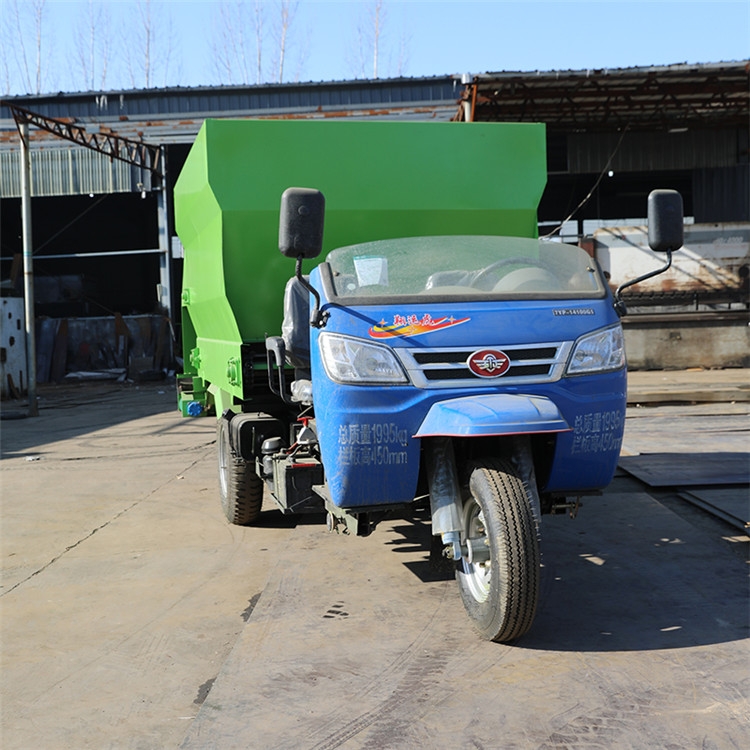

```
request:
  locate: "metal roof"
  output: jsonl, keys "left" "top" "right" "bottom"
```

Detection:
{"left": 1, "top": 75, "right": 459, "bottom": 118}
{"left": 2, "top": 63, "right": 748, "bottom": 198}
{"left": 461, "top": 61, "right": 750, "bottom": 131}
{"left": 0, "top": 76, "right": 463, "bottom": 150}
{"left": 2, "top": 62, "right": 747, "bottom": 149}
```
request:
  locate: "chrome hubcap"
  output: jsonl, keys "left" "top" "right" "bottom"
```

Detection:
{"left": 461, "top": 498, "right": 491, "bottom": 602}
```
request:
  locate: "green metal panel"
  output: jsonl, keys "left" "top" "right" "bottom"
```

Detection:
{"left": 175, "top": 119, "right": 546, "bottom": 400}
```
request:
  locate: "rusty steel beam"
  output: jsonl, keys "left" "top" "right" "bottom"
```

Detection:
{"left": 464, "top": 64, "right": 750, "bottom": 130}
{"left": 4, "top": 102, "right": 162, "bottom": 177}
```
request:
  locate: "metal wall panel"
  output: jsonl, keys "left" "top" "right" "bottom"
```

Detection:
{"left": 569, "top": 129, "right": 740, "bottom": 173}
{"left": 0, "top": 147, "right": 152, "bottom": 197}
{"left": 693, "top": 165, "right": 750, "bottom": 222}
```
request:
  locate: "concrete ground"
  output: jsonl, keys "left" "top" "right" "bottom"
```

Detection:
{"left": 1, "top": 375, "right": 748, "bottom": 749}
{"left": 626, "top": 367, "right": 750, "bottom": 405}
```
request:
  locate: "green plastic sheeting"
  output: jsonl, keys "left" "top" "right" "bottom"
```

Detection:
{"left": 175, "top": 119, "right": 546, "bottom": 404}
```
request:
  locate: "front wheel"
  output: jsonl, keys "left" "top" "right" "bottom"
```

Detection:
{"left": 217, "top": 419, "right": 264, "bottom": 525}
{"left": 457, "top": 458, "right": 540, "bottom": 642}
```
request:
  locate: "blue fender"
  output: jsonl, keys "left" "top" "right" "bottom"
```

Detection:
{"left": 414, "top": 394, "right": 571, "bottom": 438}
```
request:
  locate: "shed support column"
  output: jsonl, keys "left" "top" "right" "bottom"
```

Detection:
{"left": 156, "top": 148, "right": 173, "bottom": 319}
{"left": 20, "top": 122, "right": 38, "bottom": 417}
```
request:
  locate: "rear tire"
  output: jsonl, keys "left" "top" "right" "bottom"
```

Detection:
{"left": 217, "top": 419, "right": 263, "bottom": 525}
{"left": 457, "top": 458, "right": 540, "bottom": 642}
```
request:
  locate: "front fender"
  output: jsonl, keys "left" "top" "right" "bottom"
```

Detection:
{"left": 413, "top": 394, "right": 571, "bottom": 438}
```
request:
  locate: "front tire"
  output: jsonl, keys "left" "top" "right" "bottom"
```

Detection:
{"left": 457, "top": 458, "right": 540, "bottom": 642}
{"left": 217, "top": 419, "right": 263, "bottom": 525}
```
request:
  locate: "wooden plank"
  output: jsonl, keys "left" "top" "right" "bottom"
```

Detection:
{"left": 137, "top": 317, "right": 152, "bottom": 357}
{"left": 154, "top": 316, "right": 169, "bottom": 370}
{"left": 7, "top": 373, "right": 21, "bottom": 400}
{"left": 49, "top": 319, "right": 69, "bottom": 383}
{"left": 9, "top": 254, "right": 22, "bottom": 290}
{"left": 113, "top": 313, "right": 130, "bottom": 369}
{"left": 35, "top": 318, "right": 58, "bottom": 384}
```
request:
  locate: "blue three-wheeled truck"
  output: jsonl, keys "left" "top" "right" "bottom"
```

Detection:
{"left": 175, "top": 119, "right": 682, "bottom": 642}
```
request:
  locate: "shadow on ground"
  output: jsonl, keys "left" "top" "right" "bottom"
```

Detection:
{"left": 382, "top": 486, "right": 748, "bottom": 652}
{"left": 1, "top": 382, "right": 179, "bottom": 458}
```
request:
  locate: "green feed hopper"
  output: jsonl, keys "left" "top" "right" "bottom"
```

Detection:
{"left": 175, "top": 119, "right": 546, "bottom": 415}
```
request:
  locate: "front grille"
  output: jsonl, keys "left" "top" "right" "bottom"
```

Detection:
{"left": 395, "top": 342, "right": 572, "bottom": 389}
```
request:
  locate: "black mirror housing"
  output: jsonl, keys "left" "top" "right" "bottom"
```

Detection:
{"left": 648, "top": 189, "right": 684, "bottom": 253}
{"left": 279, "top": 187, "right": 325, "bottom": 259}
{"left": 615, "top": 188, "right": 683, "bottom": 315}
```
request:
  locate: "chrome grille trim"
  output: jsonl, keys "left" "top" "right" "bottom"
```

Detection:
{"left": 395, "top": 341, "right": 573, "bottom": 389}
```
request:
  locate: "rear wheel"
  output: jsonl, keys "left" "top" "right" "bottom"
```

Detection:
{"left": 217, "top": 419, "right": 263, "bottom": 525}
{"left": 457, "top": 458, "right": 540, "bottom": 642}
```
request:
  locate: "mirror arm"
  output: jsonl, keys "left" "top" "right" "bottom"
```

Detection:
{"left": 295, "top": 256, "right": 329, "bottom": 328}
{"left": 613, "top": 249, "right": 673, "bottom": 317}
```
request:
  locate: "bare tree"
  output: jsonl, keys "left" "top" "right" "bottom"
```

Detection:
{"left": 396, "top": 27, "right": 411, "bottom": 77}
{"left": 0, "top": 52, "right": 10, "bottom": 97}
{"left": 271, "top": 0, "right": 304, "bottom": 83}
{"left": 349, "top": 0, "right": 389, "bottom": 80}
{"left": 210, "top": 0, "right": 266, "bottom": 85}
{"left": 74, "top": 0, "right": 113, "bottom": 91}
{"left": 290, "top": 22, "right": 311, "bottom": 83}
{"left": 126, "top": 0, "right": 178, "bottom": 89}
{"left": 0, "top": 5, "right": 13, "bottom": 95}
{"left": 4, "top": 0, "right": 53, "bottom": 94}
{"left": 254, "top": 0, "right": 264, "bottom": 84}
{"left": 209, "top": 0, "right": 304, "bottom": 86}
{"left": 371, "top": 0, "right": 384, "bottom": 79}
{"left": 273, "top": 0, "right": 293, "bottom": 83}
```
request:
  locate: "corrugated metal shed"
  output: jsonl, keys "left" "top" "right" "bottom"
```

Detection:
{"left": 568, "top": 129, "right": 741, "bottom": 173}
{"left": 0, "top": 147, "right": 153, "bottom": 197}
{"left": 694, "top": 164, "right": 750, "bottom": 222}
{"left": 1, "top": 77, "right": 460, "bottom": 122}
{"left": 0, "top": 76, "right": 462, "bottom": 196}
{"left": 0, "top": 76, "right": 462, "bottom": 152}
{"left": 2, "top": 63, "right": 748, "bottom": 205}
{"left": 463, "top": 61, "right": 750, "bottom": 131}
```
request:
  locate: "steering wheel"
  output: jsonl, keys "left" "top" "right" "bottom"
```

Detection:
{"left": 471, "top": 257, "right": 549, "bottom": 290}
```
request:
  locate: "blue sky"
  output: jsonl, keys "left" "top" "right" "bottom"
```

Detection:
{"left": 246, "top": 0, "right": 750, "bottom": 81}
{"left": 183, "top": 0, "right": 750, "bottom": 84}
{"left": 3, "top": 0, "right": 748, "bottom": 94}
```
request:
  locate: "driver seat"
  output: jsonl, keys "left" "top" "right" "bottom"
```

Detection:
{"left": 281, "top": 276, "right": 311, "bottom": 377}
{"left": 492, "top": 267, "right": 561, "bottom": 292}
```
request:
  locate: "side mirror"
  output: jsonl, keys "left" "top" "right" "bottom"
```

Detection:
{"left": 278, "top": 187, "right": 329, "bottom": 328}
{"left": 648, "top": 189, "right": 683, "bottom": 253}
{"left": 614, "top": 188, "right": 683, "bottom": 316}
{"left": 279, "top": 187, "right": 325, "bottom": 259}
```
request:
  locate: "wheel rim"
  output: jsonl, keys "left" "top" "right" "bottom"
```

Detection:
{"left": 461, "top": 496, "right": 491, "bottom": 603}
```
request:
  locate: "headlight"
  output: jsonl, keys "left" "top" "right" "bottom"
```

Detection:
{"left": 319, "top": 333, "right": 408, "bottom": 384}
{"left": 566, "top": 325, "right": 625, "bottom": 375}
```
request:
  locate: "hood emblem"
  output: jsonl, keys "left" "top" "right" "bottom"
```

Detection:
{"left": 467, "top": 349, "right": 511, "bottom": 378}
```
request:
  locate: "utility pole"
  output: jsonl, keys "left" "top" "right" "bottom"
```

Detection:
{"left": 19, "top": 121, "right": 38, "bottom": 416}
{"left": 156, "top": 148, "right": 172, "bottom": 315}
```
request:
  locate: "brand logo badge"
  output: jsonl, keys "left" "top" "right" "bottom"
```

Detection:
{"left": 467, "top": 349, "right": 511, "bottom": 378}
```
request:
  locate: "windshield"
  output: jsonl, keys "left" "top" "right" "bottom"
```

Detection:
{"left": 324, "top": 236, "right": 605, "bottom": 302}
